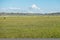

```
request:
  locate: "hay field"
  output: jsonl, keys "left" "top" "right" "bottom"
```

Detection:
{"left": 0, "top": 16, "right": 60, "bottom": 38}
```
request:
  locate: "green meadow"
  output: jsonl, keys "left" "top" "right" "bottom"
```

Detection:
{"left": 0, "top": 16, "right": 60, "bottom": 38}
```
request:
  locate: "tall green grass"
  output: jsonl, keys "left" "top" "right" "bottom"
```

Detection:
{"left": 0, "top": 16, "right": 60, "bottom": 38}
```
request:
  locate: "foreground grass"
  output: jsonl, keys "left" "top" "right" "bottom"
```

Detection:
{"left": 0, "top": 16, "right": 60, "bottom": 38}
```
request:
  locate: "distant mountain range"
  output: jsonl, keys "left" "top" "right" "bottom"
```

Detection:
{"left": 0, "top": 12, "right": 60, "bottom": 16}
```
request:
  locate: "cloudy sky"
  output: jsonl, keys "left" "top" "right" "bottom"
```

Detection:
{"left": 0, "top": 0, "right": 60, "bottom": 13}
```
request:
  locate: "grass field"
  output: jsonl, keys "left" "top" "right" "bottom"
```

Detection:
{"left": 0, "top": 16, "right": 60, "bottom": 38}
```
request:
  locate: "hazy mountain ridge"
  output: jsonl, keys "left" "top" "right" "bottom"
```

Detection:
{"left": 0, "top": 12, "right": 60, "bottom": 16}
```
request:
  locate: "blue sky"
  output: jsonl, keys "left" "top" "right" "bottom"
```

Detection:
{"left": 0, "top": 0, "right": 60, "bottom": 13}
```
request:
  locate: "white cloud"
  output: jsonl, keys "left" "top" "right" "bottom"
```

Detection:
{"left": 0, "top": 7, "right": 21, "bottom": 13}
{"left": 32, "top": 4, "right": 37, "bottom": 8}
{"left": 32, "top": 4, "right": 40, "bottom": 9}
{"left": 9, "top": 7, "right": 20, "bottom": 10}
{"left": 27, "top": 4, "right": 41, "bottom": 13}
{"left": 0, "top": 7, "right": 21, "bottom": 10}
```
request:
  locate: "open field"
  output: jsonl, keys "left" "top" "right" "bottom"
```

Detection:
{"left": 0, "top": 16, "right": 60, "bottom": 38}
